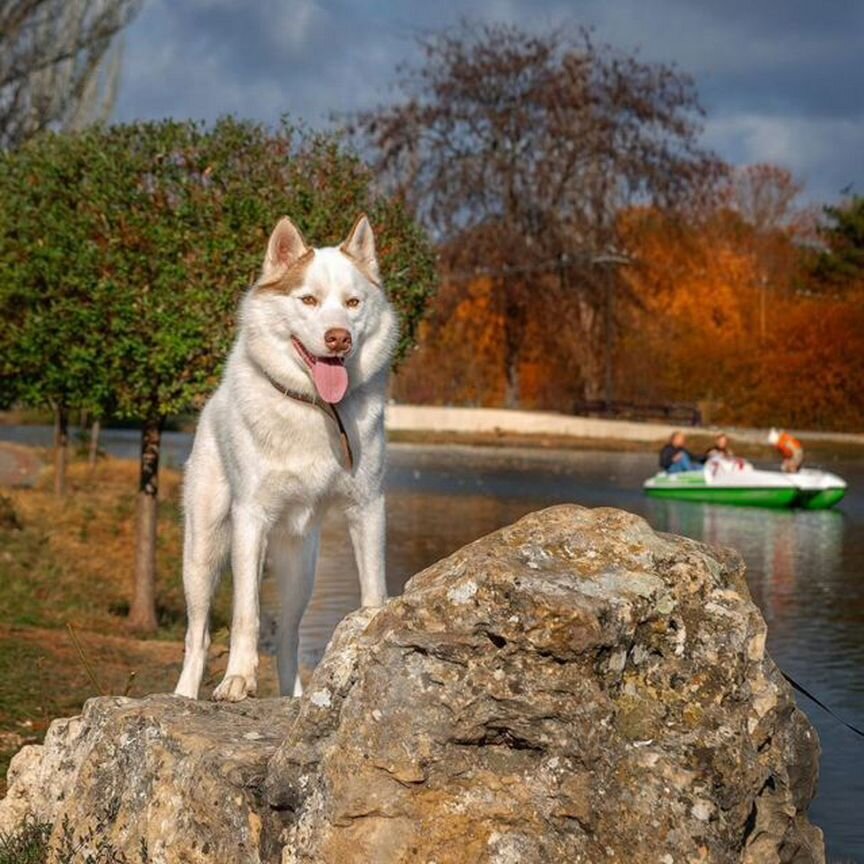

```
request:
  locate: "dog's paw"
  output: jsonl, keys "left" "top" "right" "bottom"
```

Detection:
{"left": 212, "top": 674, "right": 256, "bottom": 702}
{"left": 173, "top": 683, "right": 199, "bottom": 700}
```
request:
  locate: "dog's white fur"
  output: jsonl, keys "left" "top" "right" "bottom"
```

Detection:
{"left": 174, "top": 215, "right": 397, "bottom": 701}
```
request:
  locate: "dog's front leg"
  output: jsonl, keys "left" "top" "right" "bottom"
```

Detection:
{"left": 346, "top": 494, "right": 387, "bottom": 608}
{"left": 213, "top": 507, "right": 267, "bottom": 702}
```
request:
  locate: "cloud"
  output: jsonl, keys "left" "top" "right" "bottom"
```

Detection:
{"left": 113, "top": 0, "right": 863, "bottom": 203}
{"left": 705, "top": 111, "right": 864, "bottom": 199}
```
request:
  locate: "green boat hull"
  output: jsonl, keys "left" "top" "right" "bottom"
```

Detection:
{"left": 797, "top": 488, "right": 846, "bottom": 510}
{"left": 645, "top": 485, "right": 846, "bottom": 509}
{"left": 645, "top": 486, "right": 799, "bottom": 508}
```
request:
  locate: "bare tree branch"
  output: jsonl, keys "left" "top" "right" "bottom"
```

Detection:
{"left": 351, "top": 21, "right": 725, "bottom": 402}
{"left": 0, "top": 0, "right": 141, "bottom": 149}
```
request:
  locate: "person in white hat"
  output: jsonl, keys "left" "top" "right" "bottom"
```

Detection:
{"left": 768, "top": 427, "right": 803, "bottom": 473}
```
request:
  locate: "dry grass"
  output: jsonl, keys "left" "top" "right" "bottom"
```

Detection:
{"left": 3, "top": 458, "right": 192, "bottom": 635}
{"left": 0, "top": 455, "right": 279, "bottom": 796}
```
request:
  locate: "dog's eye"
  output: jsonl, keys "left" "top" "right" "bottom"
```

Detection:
{"left": 345, "top": 297, "right": 361, "bottom": 309}
{"left": 299, "top": 295, "right": 318, "bottom": 306}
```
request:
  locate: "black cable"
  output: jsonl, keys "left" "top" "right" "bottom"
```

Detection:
{"left": 781, "top": 670, "right": 864, "bottom": 740}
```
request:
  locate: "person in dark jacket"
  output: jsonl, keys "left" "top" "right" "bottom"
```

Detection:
{"left": 659, "top": 431, "right": 700, "bottom": 473}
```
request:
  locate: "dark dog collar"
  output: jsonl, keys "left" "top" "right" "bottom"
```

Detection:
{"left": 265, "top": 374, "right": 354, "bottom": 471}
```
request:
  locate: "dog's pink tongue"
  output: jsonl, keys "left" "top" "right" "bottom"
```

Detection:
{"left": 312, "top": 358, "right": 348, "bottom": 403}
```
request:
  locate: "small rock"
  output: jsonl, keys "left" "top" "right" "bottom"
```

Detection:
{"left": 691, "top": 799, "right": 714, "bottom": 821}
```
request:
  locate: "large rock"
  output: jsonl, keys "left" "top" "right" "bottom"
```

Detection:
{"left": 1, "top": 505, "right": 824, "bottom": 863}
{"left": 267, "top": 505, "right": 824, "bottom": 863}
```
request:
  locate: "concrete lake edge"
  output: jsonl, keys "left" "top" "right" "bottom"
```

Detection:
{"left": 385, "top": 405, "right": 864, "bottom": 458}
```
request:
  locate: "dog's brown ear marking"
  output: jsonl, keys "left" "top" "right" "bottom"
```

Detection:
{"left": 258, "top": 217, "right": 315, "bottom": 293}
{"left": 269, "top": 216, "right": 309, "bottom": 267}
{"left": 340, "top": 214, "right": 381, "bottom": 286}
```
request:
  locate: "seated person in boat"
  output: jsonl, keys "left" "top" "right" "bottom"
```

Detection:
{"left": 768, "top": 428, "right": 804, "bottom": 473}
{"left": 705, "top": 432, "right": 733, "bottom": 461}
{"left": 660, "top": 431, "right": 701, "bottom": 473}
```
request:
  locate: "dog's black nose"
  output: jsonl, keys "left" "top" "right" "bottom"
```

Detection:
{"left": 324, "top": 328, "right": 352, "bottom": 354}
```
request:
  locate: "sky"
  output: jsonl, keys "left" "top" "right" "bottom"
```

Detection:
{"left": 114, "top": 0, "right": 864, "bottom": 204}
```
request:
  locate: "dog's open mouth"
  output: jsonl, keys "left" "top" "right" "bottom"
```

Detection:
{"left": 292, "top": 337, "right": 348, "bottom": 404}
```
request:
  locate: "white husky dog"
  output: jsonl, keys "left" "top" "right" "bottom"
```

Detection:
{"left": 174, "top": 214, "right": 397, "bottom": 701}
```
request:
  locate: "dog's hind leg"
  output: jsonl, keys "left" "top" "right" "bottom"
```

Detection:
{"left": 174, "top": 465, "right": 230, "bottom": 699}
{"left": 272, "top": 527, "right": 319, "bottom": 696}
{"left": 346, "top": 495, "right": 387, "bottom": 608}
{"left": 212, "top": 506, "right": 268, "bottom": 702}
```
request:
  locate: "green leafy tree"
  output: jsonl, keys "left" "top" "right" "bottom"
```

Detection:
{"left": 1, "top": 118, "right": 435, "bottom": 632}
{"left": 0, "top": 129, "right": 113, "bottom": 494}
{"left": 810, "top": 194, "right": 864, "bottom": 291}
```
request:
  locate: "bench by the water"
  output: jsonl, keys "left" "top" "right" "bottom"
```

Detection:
{"left": 573, "top": 400, "right": 703, "bottom": 426}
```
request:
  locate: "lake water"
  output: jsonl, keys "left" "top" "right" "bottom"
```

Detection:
{"left": 3, "top": 427, "right": 862, "bottom": 859}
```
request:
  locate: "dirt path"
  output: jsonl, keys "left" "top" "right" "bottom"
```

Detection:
{"left": 0, "top": 442, "right": 43, "bottom": 488}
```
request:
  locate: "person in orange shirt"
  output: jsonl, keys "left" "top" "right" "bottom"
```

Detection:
{"left": 768, "top": 428, "right": 804, "bottom": 473}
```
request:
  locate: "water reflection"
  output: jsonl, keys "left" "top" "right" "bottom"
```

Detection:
{"left": 651, "top": 502, "right": 845, "bottom": 632}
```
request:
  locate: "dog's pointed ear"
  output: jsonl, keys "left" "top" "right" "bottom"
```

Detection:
{"left": 263, "top": 217, "right": 311, "bottom": 280}
{"left": 340, "top": 214, "right": 381, "bottom": 285}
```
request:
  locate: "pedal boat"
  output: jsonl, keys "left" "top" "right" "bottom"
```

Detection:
{"left": 643, "top": 459, "right": 846, "bottom": 509}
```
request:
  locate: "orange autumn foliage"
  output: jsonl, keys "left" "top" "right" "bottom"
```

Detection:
{"left": 725, "top": 292, "right": 864, "bottom": 429}
{"left": 393, "top": 274, "right": 588, "bottom": 410}
{"left": 615, "top": 210, "right": 760, "bottom": 403}
{"left": 395, "top": 182, "right": 864, "bottom": 432}
{"left": 618, "top": 209, "right": 864, "bottom": 430}
{"left": 394, "top": 277, "right": 507, "bottom": 406}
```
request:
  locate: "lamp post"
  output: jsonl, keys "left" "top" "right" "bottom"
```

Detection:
{"left": 592, "top": 252, "right": 631, "bottom": 406}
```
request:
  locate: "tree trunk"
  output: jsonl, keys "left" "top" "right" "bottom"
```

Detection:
{"left": 575, "top": 297, "right": 604, "bottom": 401}
{"left": 53, "top": 404, "right": 69, "bottom": 496}
{"left": 503, "top": 354, "right": 521, "bottom": 409}
{"left": 128, "top": 418, "right": 162, "bottom": 633}
{"left": 603, "top": 272, "right": 615, "bottom": 405}
{"left": 503, "top": 281, "right": 523, "bottom": 409}
{"left": 88, "top": 418, "right": 101, "bottom": 469}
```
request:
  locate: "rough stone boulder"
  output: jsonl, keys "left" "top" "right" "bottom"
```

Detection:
{"left": 0, "top": 696, "right": 299, "bottom": 863}
{"left": 1, "top": 505, "right": 824, "bottom": 863}
{"left": 268, "top": 505, "right": 824, "bottom": 863}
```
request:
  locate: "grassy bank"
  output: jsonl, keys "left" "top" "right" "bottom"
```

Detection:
{"left": 0, "top": 457, "right": 280, "bottom": 796}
